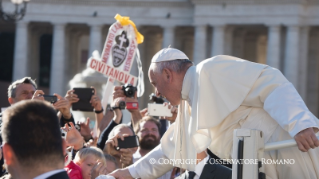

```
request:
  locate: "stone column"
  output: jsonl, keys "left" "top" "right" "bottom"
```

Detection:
{"left": 193, "top": 25, "right": 207, "bottom": 64}
{"left": 224, "top": 27, "right": 234, "bottom": 55}
{"left": 232, "top": 29, "right": 246, "bottom": 58}
{"left": 162, "top": 26, "right": 175, "bottom": 48}
{"left": 89, "top": 24, "right": 102, "bottom": 57}
{"left": 284, "top": 25, "right": 300, "bottom": 88}
{"left": 266, "top": 25, "right": 281, "bottom": 69}
{"left": 13, "top": 21, "right": 29, "bottom": 80}
{"left": 298, "top": 26, "right": 310, "bottom": 100}
{"left": 50, "top": 23, "right": 66, "bottom": 95}
{"left": 307, "top": 30, "right": 319, "bottom": 116}
{"left": 211, "top": 25, "right": 225, "bottom": 56}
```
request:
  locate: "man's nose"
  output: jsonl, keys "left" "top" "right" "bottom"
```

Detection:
{"left": 27, "top": 93, "right": 33, "bottom": 99}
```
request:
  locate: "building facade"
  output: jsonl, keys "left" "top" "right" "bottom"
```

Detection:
{"left": 0, "top": 0, "right": 318, "bottom": 116}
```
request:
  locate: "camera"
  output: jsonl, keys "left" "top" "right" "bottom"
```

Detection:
{"left": 43, "top": 95, "right": 57, "bottom": 104}
{"left": 61, "top": 129, "right": 67, "bottom": 139}
{"left": 149, "top": 93, "right": 165, "bottom": 104}
{"left": 122, "top": 84, "right": 137, "bottom": 98}
{"left": 112, "top": 101, "right": 139, "bottom": 110}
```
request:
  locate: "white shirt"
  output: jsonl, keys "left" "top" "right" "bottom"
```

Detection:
{"left": 34, "top": 169, "right": 65, "bottom": 179}
{"left": 132, "top": 150, "right": 142, "bottom": 163}
{"left": 191, "top": 155, "right": 209, "bottom": 179}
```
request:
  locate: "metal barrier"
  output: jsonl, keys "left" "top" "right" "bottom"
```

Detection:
{"left": 232, "top": 129, "right": 319, "bottom": 179}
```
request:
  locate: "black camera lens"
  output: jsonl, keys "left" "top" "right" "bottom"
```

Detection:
{"left": 122, "top": 84, "right": 137, "bottom": 98}
{"left": 125, "top": 88, "right": 133, "bottom": 96}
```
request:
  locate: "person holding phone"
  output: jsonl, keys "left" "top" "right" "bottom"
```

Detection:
{"left": 97, "top": 86, "right": 143, "bottom": 152}
{"left": 66, "top": 86, "right": 104, "bottom": 138}
{"left": 4, "top": 77, "right": 75, "bottom": 128}
{"left": 102, "top": 124, "right": 136, "bottom": 169}
{"left": 96, "top": 96, "right": 124, "bottom": 151}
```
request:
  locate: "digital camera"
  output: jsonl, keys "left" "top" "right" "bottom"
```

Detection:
{"left": 122, "top": 84, "right": 137, "bottom": 98}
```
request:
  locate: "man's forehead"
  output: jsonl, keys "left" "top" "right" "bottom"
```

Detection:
{"left": 16, "top": 83, "right": 36, "bottom": 91}
{"left": 148, "top": 69, "right": 157, "bottom": 82}
{"left": 141, "top": 121, "right": 158, "bottom": 129}
{"left": 148, "top": 64, "right": 155, "bottom": 75}
{"left": 116, "top": 127, "right": 133, "bottom": 135}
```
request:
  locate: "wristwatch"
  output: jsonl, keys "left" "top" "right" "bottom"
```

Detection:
{"left": 94, "top": 108, "right": 104, "bottom": 114}
{"left": 111, "top": 106, "right": 121, "bottom": 110}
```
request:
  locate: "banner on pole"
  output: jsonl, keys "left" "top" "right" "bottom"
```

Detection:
{"left": 88, "top": 14, "right": 145, "bottom": 108}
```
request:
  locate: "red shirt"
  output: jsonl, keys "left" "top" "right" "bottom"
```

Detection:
{"left": 64, "top": 161, "right": 83, "bottom": 179}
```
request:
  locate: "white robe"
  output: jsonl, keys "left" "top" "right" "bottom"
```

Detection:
{"left": 128, "top": 55, "right": 319, "bottom": 179}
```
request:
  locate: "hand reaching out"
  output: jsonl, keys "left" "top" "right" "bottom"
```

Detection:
{"left": 54, "top": 93, "right": 71, "bottom": 119}
{"left": 119, "top": 148, "right": 133, "bottom": 168}
{"left": 90, "top": 86, "right": 102, "bottom": 111}
{"left": 159, "top": 102, "right": 178, "bottom": 122}
{"left": 103, "top": 134, "right": 123, "bottom": 157}
{"left": 62, "top": 122, "right": 84, "bottom": 150}
{"left": 77, "top": 117, "right": 92, "bottom": 141}
{"left": 90, "top": 161, "right": 108, "bottom": 179}
{"left": 65, "top": 89, "right": 79, "bottom": 107}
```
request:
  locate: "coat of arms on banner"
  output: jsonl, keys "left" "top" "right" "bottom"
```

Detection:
{"left": 112, "top": 31, "right": 129, "bottom": 67}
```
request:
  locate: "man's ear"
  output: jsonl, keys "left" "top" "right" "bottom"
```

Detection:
{"left": 3, "top": 143, "right": 16, "bottom": 166}
{"left": 8, "top": 97, "right": 14, "bottom": 105}
{"left": 163, "top": 68, "right": 173, "bottom": 82}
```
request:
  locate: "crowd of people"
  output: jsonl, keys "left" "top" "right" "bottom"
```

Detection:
{"left": 0, "top": 47, "right": 318, "bottom": 179}
{"left": 0, "top": 75, "right": 180, "bottom": 179}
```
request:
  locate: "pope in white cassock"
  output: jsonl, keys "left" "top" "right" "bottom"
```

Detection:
{"left": 105, "top": 48, "right": 319, "bottom": 179}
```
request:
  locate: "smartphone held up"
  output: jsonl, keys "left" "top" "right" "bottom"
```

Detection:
{"left": 115, "top": 135, "right": 139, "bottom": 151}
{"left": 71, "top": 88, "right": 95, "bottom": 112}
{"left": 43, "top": 95, "right": 58, "bottom": 104}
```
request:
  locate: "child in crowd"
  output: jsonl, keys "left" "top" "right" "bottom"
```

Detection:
{"left": 66, "top": 147, "right": 107, "bottom": 179}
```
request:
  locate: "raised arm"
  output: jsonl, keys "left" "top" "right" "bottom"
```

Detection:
{"left": 243, "top": 66, "right": 319, "bottom": 151}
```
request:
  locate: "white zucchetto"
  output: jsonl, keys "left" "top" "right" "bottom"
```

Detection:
{"left": 151, "top": 48, "right": 189, "bottom": 63}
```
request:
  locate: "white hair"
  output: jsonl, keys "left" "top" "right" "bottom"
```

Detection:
{"left": 151, "top": 59, "right": 193, "bottom": 74}
{"left": 108, "top": 124, "right": 134, "bottom": 139}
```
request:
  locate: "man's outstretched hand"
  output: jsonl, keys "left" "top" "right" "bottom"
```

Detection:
{"left": 108, "top": 168, "right": 133, "bottom": 179}
{"left": 91, "top": 167, "right": 130, "bottom": 179}
{"left": 294, "top": 127, "right": 319, "bottom": 152}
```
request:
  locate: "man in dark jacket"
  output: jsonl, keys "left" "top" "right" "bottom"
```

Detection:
{"left": 2, "top": 100, "right": 69, "bottom": 179}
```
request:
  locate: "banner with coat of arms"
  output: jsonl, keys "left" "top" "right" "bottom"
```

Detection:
{"left": 88, "top": 14, "right": 145, "bottom": 113}
{"left": 89, "top": 14, "right": 144, "bottom": 97}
